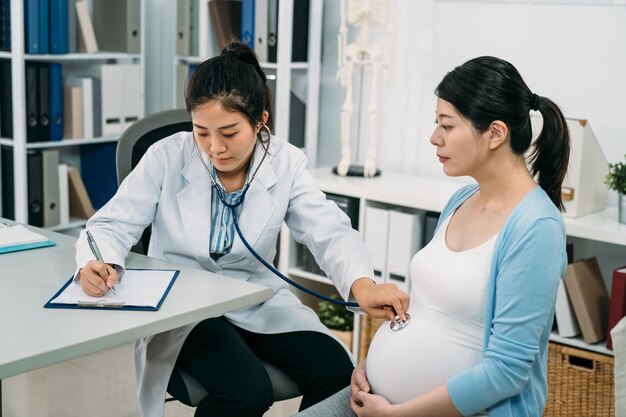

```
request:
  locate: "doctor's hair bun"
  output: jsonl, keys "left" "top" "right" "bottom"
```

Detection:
{"left": 221, "top": 41, "right": 266, "bottom": 83}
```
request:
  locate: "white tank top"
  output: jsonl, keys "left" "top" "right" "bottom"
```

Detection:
{"left": 366, "top": 214, "right": 498, "bottom": 413}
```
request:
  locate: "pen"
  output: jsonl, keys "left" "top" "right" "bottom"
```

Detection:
{"left": 86, "top": 230, "right": 116, "bottom": 295}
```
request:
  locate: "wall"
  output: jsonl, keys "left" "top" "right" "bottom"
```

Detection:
{"left": 317, "top": 0, "right": 626, "bottom": 188}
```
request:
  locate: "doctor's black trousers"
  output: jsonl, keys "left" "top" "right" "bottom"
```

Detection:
{"left": 166, "top": 316, "right": 354, "bottom": 417}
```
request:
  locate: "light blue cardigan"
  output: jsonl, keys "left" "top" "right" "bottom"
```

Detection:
{"left": 440, "top": 184, "right": 567, "bottom": 417}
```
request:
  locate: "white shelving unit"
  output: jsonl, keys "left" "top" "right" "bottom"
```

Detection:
{"left": 0, "top": 135, "right": 120, "bottom": 149}
{"left": 0, "top": 0, "right": 146, "bottom": 230}
{"left": 279, "top": 167, "right": 622, "bottom": 357}
{"left": 563, "top": 207, "right": 626, "bottom": 247}
{"left": 170, "top": 0, "right": 323, "bottom": 166}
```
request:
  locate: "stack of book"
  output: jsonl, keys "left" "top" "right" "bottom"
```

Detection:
{"left": 1, "top": 146, "right": 99, "bottom": 228}
{"left": 22, "top": 0, "right": 139, "bottom": 55}
{"left": 176, "top": 0, "right": 310, "bottom": 62}
{"left": 554, "top": 256, "right": 626, "bottom": 351}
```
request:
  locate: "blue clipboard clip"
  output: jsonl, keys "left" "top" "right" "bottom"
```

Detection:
{"left": 76, "top": 300, "right": 126, "bottom": 308}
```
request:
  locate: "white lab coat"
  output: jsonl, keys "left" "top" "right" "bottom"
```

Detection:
{"left": 74, "top": 132, "right": 374, "bottom": 417}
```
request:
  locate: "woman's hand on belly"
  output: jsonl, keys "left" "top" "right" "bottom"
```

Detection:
{"left": 351, "top": 359, "right": 401, "bottom": 416}
{"left": 351, "top": 389, "right": 396, "bottom": 417}
{"left": 351, "top": 359, "right": 371, "bottom": 401}
{"left": 351, "top": 385, "right": 462, "bottom": 417}
{"left": 351, "top": 359, "right": 395, "bottom": 417}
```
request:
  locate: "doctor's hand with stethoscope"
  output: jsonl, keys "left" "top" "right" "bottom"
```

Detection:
{"left": 351, "top": 278, "right": 409, "bottom": 322}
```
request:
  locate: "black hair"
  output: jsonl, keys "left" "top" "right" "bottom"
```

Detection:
{"left": 185, "top": 40, "right": 274, "bottom": 132}
{"left": 435, "top": 56, "right": 570, "bottom": 211}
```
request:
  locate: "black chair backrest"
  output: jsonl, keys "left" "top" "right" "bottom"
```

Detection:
{"left": 116, "top": 109, "right": 192, "bottom": 254}
{"left": 130, "top": 120, "right": 192, "bottom": 171}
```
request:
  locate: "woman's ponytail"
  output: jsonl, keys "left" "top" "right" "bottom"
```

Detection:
{"left": 527, "top": 96, "right": 570, "bottom": 211}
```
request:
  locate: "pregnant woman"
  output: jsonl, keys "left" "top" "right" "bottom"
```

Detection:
{"left": 294, "top": 56, "right": 570, "bottom": 417}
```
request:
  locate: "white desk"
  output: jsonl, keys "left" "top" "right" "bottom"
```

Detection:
{"left": 0, "top": 224, "right": 273, "bottom": 415}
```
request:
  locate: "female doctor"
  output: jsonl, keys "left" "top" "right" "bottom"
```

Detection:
{"left": 74, "top": 41, "right": 409, "bottom": 417}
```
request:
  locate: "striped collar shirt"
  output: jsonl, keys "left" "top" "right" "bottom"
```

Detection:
{"left": 208, "top": 165, "right": 250, "bottom": 261}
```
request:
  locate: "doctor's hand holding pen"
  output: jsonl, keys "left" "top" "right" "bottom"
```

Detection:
{"left": 79, "top": 230, "right": 119, "bottom": 297}
{"left": 79, "top": 259, "right": 119, "bottom": 297}
{"left": 351, "top": 278, "right": 410, "bottom": 321}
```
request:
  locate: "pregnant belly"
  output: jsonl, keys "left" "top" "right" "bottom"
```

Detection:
{"left": 365, "top": 310, "right": 483, "bottom": 404}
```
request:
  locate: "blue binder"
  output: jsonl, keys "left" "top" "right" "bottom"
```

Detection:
{"left": 24, "top": 0, "right": 40, "bottom": 53}
{"left": 38, "top": 0, "right": 49, "bottom": 54}
{"left": 25, "top": 0, "right": 50, "bottom": 54}
{"left": 49, "top": 63, "right": 63, "bottom": 140}
{"left": 240, "top": 0, "right": 254, "bottom": 48}
{"left": 50, "top": 0, "right": 69, "bottom": 54}
{"left": 80, "top": 142, "right": 119, "bottom": 209}
{"left": 0, "top": 239, "right": 55, "bottom": 254}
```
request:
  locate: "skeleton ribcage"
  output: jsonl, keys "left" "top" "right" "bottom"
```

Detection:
{"left": 347, "top": 0, "right": 386, "bottom": 26}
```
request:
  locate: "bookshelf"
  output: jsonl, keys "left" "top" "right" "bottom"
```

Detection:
{"left": 171, "top": 0, "right": 323, "bottom": 167}
{"left": 0, "top": 0, "right": 146, "bottom": 231}
{"left": 279, "top": 168, "right": 624, "bottom": 358}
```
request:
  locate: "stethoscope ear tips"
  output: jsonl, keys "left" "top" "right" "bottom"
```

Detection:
{"left": 390, "top": 313, "right": 411, "bottom": 331}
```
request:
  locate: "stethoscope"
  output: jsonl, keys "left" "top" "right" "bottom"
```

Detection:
{"left": 192, "top": 128, "right": 410, "bottom": 331}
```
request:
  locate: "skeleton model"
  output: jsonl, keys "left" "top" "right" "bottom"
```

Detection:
{"left": 335, "top": 0, "right": 390, "bottom": 177}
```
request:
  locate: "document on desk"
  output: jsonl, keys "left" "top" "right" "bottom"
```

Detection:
{"left": 0, "top": 224, "right": 55, "bottom": 254}
{"left": 44, "top": 269, "right": 180, "bottom": 311}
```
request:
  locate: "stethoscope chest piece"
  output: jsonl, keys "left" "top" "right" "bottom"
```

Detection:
{"left": 390, "top": 313, "right": 411, "bottom": 331}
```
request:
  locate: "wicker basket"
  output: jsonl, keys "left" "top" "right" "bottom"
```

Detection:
{"left": 358, "top": 315, "right": 386, "bottom": 363}
{"left": 544, "top": 342, "right": 614, "bottom": 417}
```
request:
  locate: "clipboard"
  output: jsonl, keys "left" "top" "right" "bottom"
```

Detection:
{"left": 0, "top": 240, "right": 55, "bottom": 254}
{"left": 0, "top": 223, "right": 55, "bottom": 254}
{"left": 44, "top": 268, "right": 180, "bottom": 311}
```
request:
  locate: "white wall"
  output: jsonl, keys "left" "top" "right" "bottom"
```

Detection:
{"left": 317, "top": 0, "right": 626, "bottom": 185}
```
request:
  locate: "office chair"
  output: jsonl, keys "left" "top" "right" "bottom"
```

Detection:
{"left": 116, "top": 108, "right": 301, "bottom": 408}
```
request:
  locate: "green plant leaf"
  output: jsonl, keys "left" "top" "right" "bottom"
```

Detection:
{"left": 317, "top": 296, "right": 354, "bottom": 331}
{"left": 605, "top": 155, "right": 626, "bottom": 194}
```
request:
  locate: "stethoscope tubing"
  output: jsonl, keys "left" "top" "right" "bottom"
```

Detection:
{"left": 230, "top": 191, "right": 411, "bottom": 331}
{"left": 193, "top": 137, "right": 358, "bottom": 307}
{"left": 228, "top": 189, "right": 359, "bottom": 308}
{"left": 196, "top": 138, "right": 411, "bottom": 329}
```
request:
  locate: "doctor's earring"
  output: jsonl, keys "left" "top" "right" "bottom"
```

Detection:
{"left": 258, "top": 124, "right": 272, "bottom": 144}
